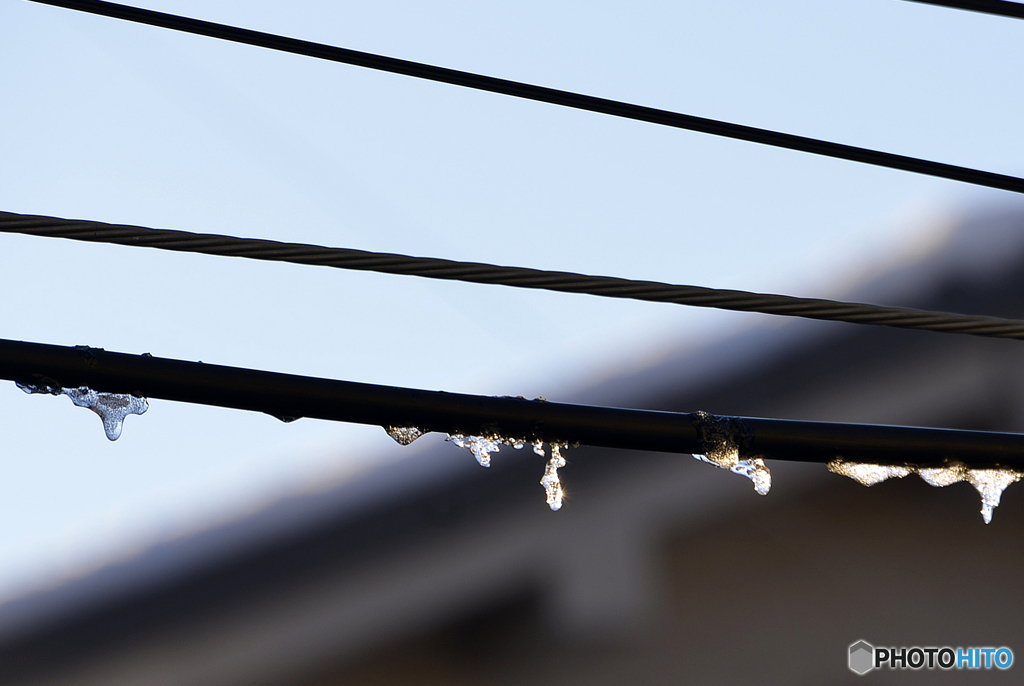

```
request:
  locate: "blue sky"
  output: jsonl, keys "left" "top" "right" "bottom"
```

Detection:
{"left": 1, "top": 0, "right": 1022, "bottom": 596}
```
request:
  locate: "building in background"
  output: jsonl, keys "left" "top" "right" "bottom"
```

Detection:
{"left": 1, "top": 205, "right": 1023, "bottom": 684}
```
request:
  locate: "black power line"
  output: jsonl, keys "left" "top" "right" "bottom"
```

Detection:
{"left": 4, "top": 337, "right": 1024, "bottom": 468}
{"left": 26, "top": 0, "right": 1024, "bottom": 195}
{"left": 6, "top": 210, "right": 1024, "bottom": 341}
{"left": 903, "top": 0, "right": 1024, "bottom": 19}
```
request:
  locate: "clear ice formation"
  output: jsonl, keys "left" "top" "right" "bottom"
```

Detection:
{"left": 968, "top": 471, "right": 1022, "bottom": 524}
{"left": 445, "top": 434, "right": 504, "bottom": 467}
{"left": 920, "top": 465, "right": 1022, "bottom": 524}
{"left": 917, "top": 466, "right": 965, "bottom": 488}
{"left": 444, "top": 433, "right": 533, "bottom": 467}
{"left": 443, "top": 434, "right": 569, "bottom": 510}
{"left": 826, "top": 460, "right": 911, "bottom": 486}
{"left": 829, "top": 459, "right": 1023, "bottom": 524}
{"left": 691, "top": 411, "right": 771, "bottom": 495}
{"left": 385, "top": 426, "right": 427, "bottom": 446}
{"left": 18, "top": 381, "right": 148, "bottom": 441}
{"left": 538, "top": 443, "right": 567, "bottom": 511}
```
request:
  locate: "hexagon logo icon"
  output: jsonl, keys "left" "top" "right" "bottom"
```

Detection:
{"left": 849, "top": 640, "right": 875, "bottom": 675}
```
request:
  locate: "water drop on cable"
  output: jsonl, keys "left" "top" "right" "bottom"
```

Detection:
{"left": 385, "top": 426, "right": 427, "bottom": 445}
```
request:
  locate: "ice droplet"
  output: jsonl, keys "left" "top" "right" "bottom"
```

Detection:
{"left": 691, "top": 411, "right": 771, "bottom": 495}
{"left": 18, "top": 380, "right": 148, "bottom": 440}
{"left": 445, "top": 433, "right": 533, "bottom": 466}
{"left": 830, "top": 459, "right": 1023, "bottom": 523}
{"left": 62, "top": 387, "right": 148, "bottom": 441}
{"left": 827, "top": 460, "right": 911, "bottom": 486}
{"left": 446, "top": 434, "right": 504, "bottom": 467}
{"left": 444, "top": 435, "right": 572, "bottom": 510}
{"left": 917, "top": 464, "right": 968, "bottom": 488}
{"left": 967, "top": 470, "right": 1022, "bottom": 524}
{"left": 919, "top": 464, "right": 1022, "bottom": 524}
{"left": 539, "top": 442, "right": 567, "bottom": 511}
{"left": 385, "top": 426, "right": 427, "bottom": 445}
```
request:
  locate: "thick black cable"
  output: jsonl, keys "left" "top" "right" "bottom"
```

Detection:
{"left": 26, "top": 0, "right": 1024, "bottom": 195}
{"left": 5, "top": 210, "right": 1024, "bottom": 341}
{"left": 903, "top": 0, "right": 1024, "bottom": 19}
{"left": 3, "top": 338, "right": 1024, "bottom": 468}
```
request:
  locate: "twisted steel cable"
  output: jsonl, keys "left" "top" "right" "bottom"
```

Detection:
{"left": 5, "top": 210, "right": 1024, "bottom": 340}
{"left": 26, "top": 0, "right": 1024, "bottom": 195}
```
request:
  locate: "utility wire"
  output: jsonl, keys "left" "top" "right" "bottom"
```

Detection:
{"left": 4, "top": 337, "right": 1024, "bottom": 468}
{"left": 902, "top": 0, "right": 1024, "bottom": 19}
{"left": 6, "top": 210, "right": 1024, "bottom": 341}
{"left": 27, "top": 0, "right": 1024, "bottom": 196}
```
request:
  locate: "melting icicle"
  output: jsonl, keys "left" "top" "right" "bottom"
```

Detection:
{"left": 830, "top": 459, "right": 1023, "bottom": 524}
{"left": 446, "top": 434, "right": 503, "bottom": 467}
{"left": 445, "top": 433, "right": 532, "bottom": 466}
{"left": 17, "top": 380, "right": 148, "bottom": 441}
{"left": 539, "top": 442, "right": 567, "bottom": 511}
{"left": 62, "top": 387, "right": 148, "bottom": 441}
{"left": 827, "top": 459, "right": 911, "bottom": 486}
{"left": 385, "top": 426, "right": 427, "bottom": 445}
{"left": 966, "top": 470, "right": 1022, "bottom": 524}
{"left": 919, "top": 463, "right": 1022, "bottom": 524}
{"left": 444, "top": 434, "right": 571, "bottom": 510}
{"left": 729, "top": 457, "right": 771, "bottom": 495}
{"left": 690, "top": 411, "right": 771, "bottom": 495}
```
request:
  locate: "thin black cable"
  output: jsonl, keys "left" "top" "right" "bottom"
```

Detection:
{"left": 5, "top": 210, "right": 1024, "bottom": 341}
{"left": 26, "top": 0, "right": 1024, "bottom": 195}
{"left": 902, "top": 0, "right": 1024, "bottom": 19}
{"left": 3, "top": 338, "right": 1024, "bottom": 468}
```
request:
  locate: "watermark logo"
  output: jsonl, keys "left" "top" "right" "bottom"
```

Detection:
{"left": 849, "top": 641, "right": 874, "bottom": 675}
{"left": 848, "top": 640, "right": 1013, "bottom": 674}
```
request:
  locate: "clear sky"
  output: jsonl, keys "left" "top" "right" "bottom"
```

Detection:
{"left": 1, "top": 0, "right": 1022, "bottom": 598}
